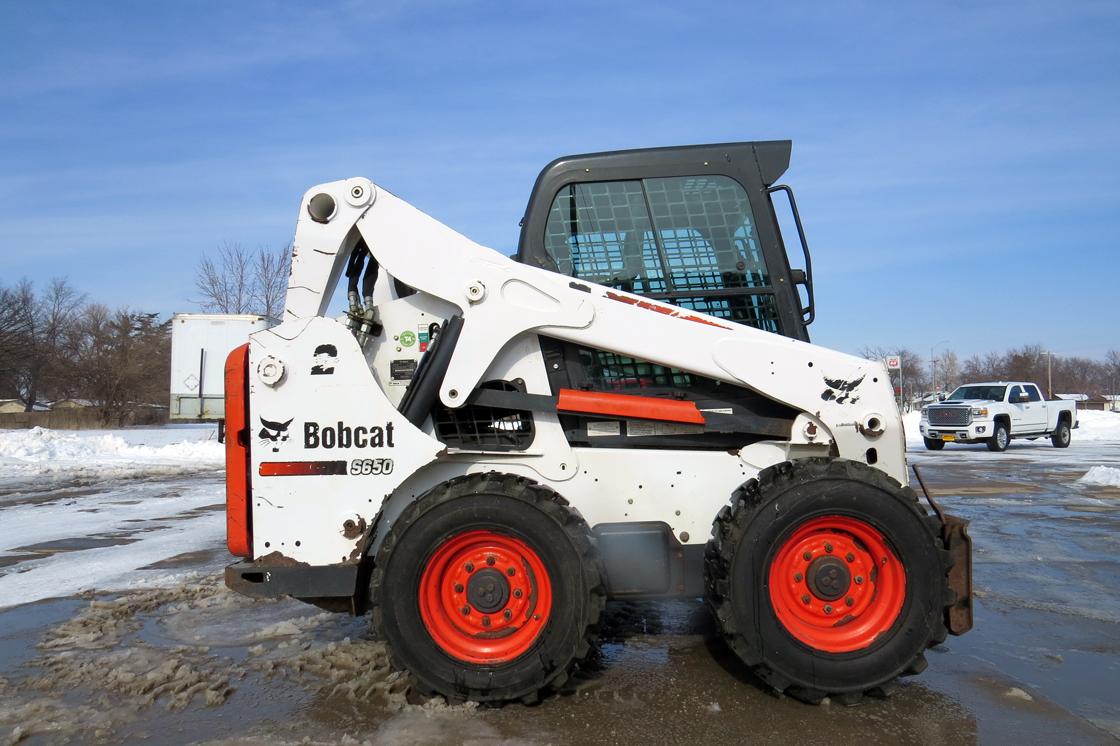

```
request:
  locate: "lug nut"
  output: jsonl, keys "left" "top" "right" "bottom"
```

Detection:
{"left": 802, "top": 552, "right": 812, "bottom": 561}
{"left": 794, "top": 573, "right": 803, "bottom": 582}
{"left": 846, "top": 597, "right": 854, "bottom": 607}
{"left": 801, "top": 594, "right": 811, "bottom": 604}
{"left": 461, "top": 606, "right": 470, "bottom": 615}
{"left": 855, "top": 576, "right": 864, "bottom": 585}
{"left": 454, "top": 583, "right": 464, "bottom": 593}
{"left": 846, "top": 553, "right": 855, "bottom": 562}
{"left": 482, "top": 616, "right": 491, "bottom": 627}
{"left": 504, "top": 610, "right": 513, "bottom": 620}
{"left": 824, "top": 543, "right": 833, "bottom": 553}
{"left": 507, "top": 567, "right": 516, "bottom": 576}
{"left": 487, "top": 556, "right": 496, "bottom": 566}
{"left": 514, "top": 589, "right": 523, "bottom": 598}
{"left": 824, "top": 605, "right": 833, "bottom": 615}
{"left": 465, "top": 562, "right": 474, "bottom": 572}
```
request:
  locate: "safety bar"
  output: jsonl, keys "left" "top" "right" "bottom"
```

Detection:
{"left": 767, "top": 184, "right": 814, "bottom": 326}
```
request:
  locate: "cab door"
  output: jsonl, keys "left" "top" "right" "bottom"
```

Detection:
{"left": 1022, "top": 385, "right": 1048, "bottom": 431}
{"left": 1006, "top": 385, "right": 1029, "bottom": 433}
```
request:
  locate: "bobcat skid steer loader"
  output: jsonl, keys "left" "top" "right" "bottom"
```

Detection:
{"left": 223, "top": 142, "right": 972, "bottom": 705}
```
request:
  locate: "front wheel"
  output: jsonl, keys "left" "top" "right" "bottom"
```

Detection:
{"left": 923, "top": 437, "right": 945, "bottom": 451}
{"left": 370, "top": 473, "right": 604, "bottom": 703}
{"left": 987, "top": 422, "right": 1010, "bottom": 452}
{"left": 705, "top": 459, "right": 951, "bottom": 704}
{"left": 1051, "top": 420, "right": 1071, "bottom": 448}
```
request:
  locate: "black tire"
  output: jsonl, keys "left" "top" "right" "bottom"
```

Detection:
{"left": 987, "top": 421, "right": 1010, "bottom": 452}
{"left": 705, "top": 458, "right": 951, "bottom": 704}
{"left": 923, "top": 437, "right": 945, "bottom": 451}
{"left": 1051, "top": 419, "right": 1071, "bottom": 448}
{"left": 369, "top": 473, "right": 604, "bottom": 704}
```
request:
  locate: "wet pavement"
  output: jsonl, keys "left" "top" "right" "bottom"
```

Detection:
{"left": 1, "top": 445, "right": 1118, "bottom": 745}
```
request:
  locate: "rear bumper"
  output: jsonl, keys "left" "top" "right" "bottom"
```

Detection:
{"left": 225, "top": 559, "right": 358, "bottom": 600}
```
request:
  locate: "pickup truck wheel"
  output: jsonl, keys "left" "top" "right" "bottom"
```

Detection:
{"left": 705, "top": 459, "right": 951, "bottom": 704}
{"left": 987, "top": 422, "right": 1010, "bottom": 452}
{"left": 369, "top": 473, "right": 604, "bottom": 704}
{"left": 923, "top": 437, "right": 945, "bottom": 451}
{"left": 1051, "top": 420, "right": 1071, "bottom": 448}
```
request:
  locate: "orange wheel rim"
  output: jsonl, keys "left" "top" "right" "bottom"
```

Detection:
{"left": 418, "top": 530, "right": 552, "bottom": 664}
{"left": 768, "top": 516, "right": 906, "bottom": 653}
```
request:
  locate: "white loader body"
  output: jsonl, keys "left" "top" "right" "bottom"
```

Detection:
{"left": 240, "top": 178, "right": 903, "bottom": 568}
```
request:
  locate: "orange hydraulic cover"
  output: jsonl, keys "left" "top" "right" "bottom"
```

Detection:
{"left": 556, "top": 389, "right": 706, "bottom": 425}
{"left": 224, "top": 343, "right": 252, "bottom": 557}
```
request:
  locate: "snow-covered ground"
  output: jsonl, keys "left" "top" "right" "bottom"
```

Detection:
{"left": 0, "top": 424, "right": 226, "bottom": 609}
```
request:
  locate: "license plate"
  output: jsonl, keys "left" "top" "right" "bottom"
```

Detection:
{"left": 942, "top": 434, "right": 956, "bottom": 442}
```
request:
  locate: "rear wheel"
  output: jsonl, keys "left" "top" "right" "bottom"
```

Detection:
{"left": 370, "top": 473, "right": 604, "bottom": 703}
{"left": 987, "top": 421, "right": 1010, "bottom": 452}
{"left": 923, "top": 437, "right": 945, "bottom": 451}
{"left": 1051, "top": 419, "right": 1071, "bottom": 448}
{"left": 705, "top": 459, "right": 950, "bottom": 704}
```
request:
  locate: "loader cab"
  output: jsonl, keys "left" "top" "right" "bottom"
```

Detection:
{"left": 516, "top": 141, "right": 814, "bottom": 342}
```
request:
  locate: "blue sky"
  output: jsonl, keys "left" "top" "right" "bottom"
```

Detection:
{"left": 1, "top": 1, "right": 1117, "bottom": 361}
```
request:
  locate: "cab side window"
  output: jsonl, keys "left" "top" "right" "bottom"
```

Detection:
{"left": 543, "top": 175, "right": 781, "bottom": 333}
{"left": 1025, "top": 385, "right": 1042, "bottom": 402}
{"left": 1008, "top": 385, "right": 1023, "bottom": 402}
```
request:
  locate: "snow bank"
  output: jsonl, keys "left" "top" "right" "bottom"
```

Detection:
{"left": 0, "top": 426, "right": 222, "bottom": 477}
{"left": 1073, "top": 410, "right": 1120, "bottom": 441}
{"left": 1078, "top": 466, "right": 1120, "bottom": 488}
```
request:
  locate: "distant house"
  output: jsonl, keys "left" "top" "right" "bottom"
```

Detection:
{"left": 50, "top": 398, "right": 96, "bottom": 410}
{"left": 1077, "top": 395, "right": 1112, "bottom": 412}
{"left": 0, "top": 399, "right": 49, "bottom": 413}
{"left": 1057, "top": 393, "right": 1118, "bottom": 411}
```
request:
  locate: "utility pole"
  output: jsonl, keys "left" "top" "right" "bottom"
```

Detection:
{"left": 931, "top": 339, "right": 949, "bottom": 399}
{"left": 1044, "top": 351, "right": 1053, "bottom": 398}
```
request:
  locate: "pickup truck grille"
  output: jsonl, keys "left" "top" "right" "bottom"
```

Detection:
{"left": 927, "top": 407, "right": 971, "bottom": 427}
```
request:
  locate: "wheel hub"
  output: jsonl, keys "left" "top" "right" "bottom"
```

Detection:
{"left": 418, "top": 530, "right": 552, "bottom": 664}
{"left": 768, "top": 515, "right": 906, "bottom": 653}
{"left": 806, "top": 555, "right": 850, "bottom": 601}
{"left": 466, "top": 568, "right": 510, "bottom": 613}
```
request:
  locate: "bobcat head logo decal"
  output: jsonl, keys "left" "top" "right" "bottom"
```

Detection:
{"left": 258, "top": 416, "right": 293, "bottom": 452}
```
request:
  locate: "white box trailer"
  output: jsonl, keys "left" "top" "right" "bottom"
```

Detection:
{"left": 170, "top": 313, "right": 274, "bottom": 420}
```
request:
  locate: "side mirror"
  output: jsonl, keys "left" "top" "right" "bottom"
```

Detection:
{"left": 1017, "top": 393, "right": 1030, "bottom": 402}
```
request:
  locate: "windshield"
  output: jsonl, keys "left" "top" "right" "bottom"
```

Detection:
{"left": 946, "top": 385, "right": 1006, "bottom": 402}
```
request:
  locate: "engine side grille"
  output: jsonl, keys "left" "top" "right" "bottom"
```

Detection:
{"left": 927, "top": 407, "right": 970, "bottom": 426}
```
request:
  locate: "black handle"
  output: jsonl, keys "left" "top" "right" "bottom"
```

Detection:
{"left": 767, "top": 184, "right": 814, "bottom": 326}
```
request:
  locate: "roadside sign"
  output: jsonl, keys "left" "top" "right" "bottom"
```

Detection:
{"left": 885, "top": 355, "right": 901, "bottom": 370}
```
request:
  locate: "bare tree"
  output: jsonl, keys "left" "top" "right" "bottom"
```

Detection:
{"left": 1107, "top": 350, "right": 1120, "bottom": 396}
{"left": 195, "top": 242, "right": 254, "bottom": 314}
{"left": 0, "top": 278, "right": 84, "bottom": 410}
{"left": 71, "top": 305, "right": 170, "bottom": 424}
{"left": 0, "top": 281, "right": 34, "bottom": 380}
{"left": 250, "top": 242, "right": 291, "bottom": 320}
{"left": 195, "top": 242, "right": 290, "bottom": 319}
{"left": 860, "top": 346, "right": 928, "bottom": 406}
{"left": 939, "top": 350, "right": 961, "bottom": 392}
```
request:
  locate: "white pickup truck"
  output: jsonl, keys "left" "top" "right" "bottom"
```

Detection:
{"left": 919, "top": 381, "right": 1078, "bottom": 452}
